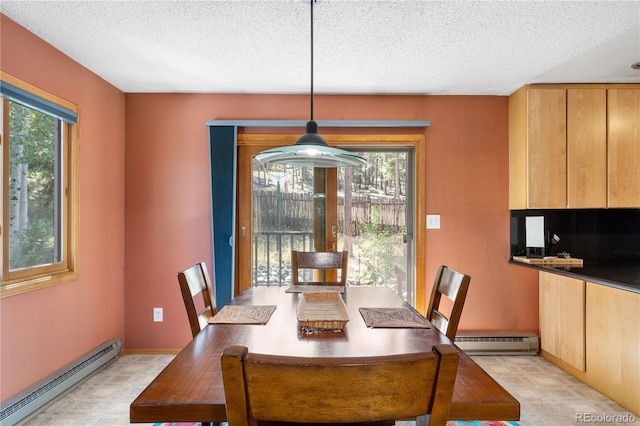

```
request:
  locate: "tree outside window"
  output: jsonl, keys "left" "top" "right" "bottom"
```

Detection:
{"left": 8, "top": 102, "right": 61, "bottom": 270}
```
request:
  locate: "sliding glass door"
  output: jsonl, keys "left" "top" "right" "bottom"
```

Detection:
{"left": 337, "top": 149, "right": 415, "bottom": 302}
{"left": 237, "top": 137, "right": 417, "bottom": 305}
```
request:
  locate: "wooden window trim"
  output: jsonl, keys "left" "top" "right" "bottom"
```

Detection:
{"left": 0, "top": 72, "right": 80, "bottom": 298}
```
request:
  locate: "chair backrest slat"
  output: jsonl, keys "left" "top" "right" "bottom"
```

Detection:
{"left": 291, "top": 250, "right": 348, "bottom": 286}
{"left": 426, "top": 264, "right": 471, "bottom": 340}
{"left": 177, "top": 262, "right": 217, "bottom": 337}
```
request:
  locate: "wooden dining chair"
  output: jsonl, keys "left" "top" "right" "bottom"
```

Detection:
{"left": 291, "top": 250, "right": 348, "bottom": 286}
{"left": 177, "top": 261, "right": 217, "bottom": 338}
{"left": 221, "top": 344, "right": 459, "bottom": 426}
{"left": 426, "top": 264, "right": 471, "bottom": 341}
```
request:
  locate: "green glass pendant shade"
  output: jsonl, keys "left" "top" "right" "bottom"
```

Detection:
{"left": 254, "top": 120, "right": 366, "bottom": 168}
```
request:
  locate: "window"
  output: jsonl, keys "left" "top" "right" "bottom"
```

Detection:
{"left": 1, "top": 72, "right": 79, "bottom": 297}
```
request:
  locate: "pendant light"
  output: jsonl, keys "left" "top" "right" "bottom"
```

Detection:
{"left": 254, "top": 0, "right": 366, "bottom": 168}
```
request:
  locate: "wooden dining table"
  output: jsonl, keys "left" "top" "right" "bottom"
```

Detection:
{"left": 130, "top": 286, "right": 520, "bottom": 423}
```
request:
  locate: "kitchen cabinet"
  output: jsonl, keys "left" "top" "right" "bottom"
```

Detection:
{"left": 538, "top": 269, "right": 640, "bottom": 416}
{"left": 509, "top": 84, "right": 639, "bottom": 209}
{"left": 608, "top": 88, "right": 640, "bottom": 207}
{"left": 539, "top": 271, "right": 585, "bottom": 371}
{"left": 567, "top": 88, "right": 607, "bottom": 208}
{"left": 585, "top": 282, "right": 640, "bottom": 416}
{"left": 509, "top": 86, "right": 566, "bottom": 209}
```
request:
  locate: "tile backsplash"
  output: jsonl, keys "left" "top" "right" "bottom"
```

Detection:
{"left": 510, "top": 209, "right": 640, "bottom": 261}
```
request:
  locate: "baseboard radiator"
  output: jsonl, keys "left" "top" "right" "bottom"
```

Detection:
{"left": 0, "top": 338, "right": 122, "bottom": 426}
{"left": 454, "top": 333, "right": 539, "bottom": 355}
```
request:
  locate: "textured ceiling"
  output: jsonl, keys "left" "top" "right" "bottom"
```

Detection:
{"left": 2, "top": 0, "right": 639, "bottom": 95}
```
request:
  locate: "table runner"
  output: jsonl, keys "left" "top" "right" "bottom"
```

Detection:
{"left": 208, "top": 305, "right": 276, "bottom": 325}
{"left": 359, "top": 307, "right": 431, "bottom": 328}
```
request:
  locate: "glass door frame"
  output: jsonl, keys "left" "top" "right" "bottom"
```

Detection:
{"left": 341, "top": 147, "right": 416, "bottom": 304}
{"left": 236, "top": 132, "right": 429, "bottom": 312}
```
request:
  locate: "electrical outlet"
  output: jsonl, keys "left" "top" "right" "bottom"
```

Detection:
{"left": 426, "top": 214, "right": 441, "bottom": 229}
{"left": 153, "top": 307, "right": 163, "bottom": 322}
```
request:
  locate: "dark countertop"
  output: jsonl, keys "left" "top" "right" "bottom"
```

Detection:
{"left": 509, "top": 259, "right": 640, "bottom": 294}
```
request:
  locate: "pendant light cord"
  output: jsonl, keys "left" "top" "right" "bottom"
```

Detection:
{"left": 310, "top": 0, "right": 314, "bottom": 121}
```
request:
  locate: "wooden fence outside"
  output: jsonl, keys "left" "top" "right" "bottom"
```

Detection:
{"left": 253, "top": 191, "right": 406, "bottom": 234}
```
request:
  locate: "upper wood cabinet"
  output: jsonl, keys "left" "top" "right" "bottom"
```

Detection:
{"left": 608, "top": 88, "right": 640, "bottom": 208}
{"left": 509, "top": 86, "right": 567, "bottom": 209}
{"left": 567, "top": 88, "right": 607, "bottom": 208}
{"left": 509, "top": 84, "right": 640, "bottom": 209}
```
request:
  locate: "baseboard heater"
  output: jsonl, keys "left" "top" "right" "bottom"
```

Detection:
{"left": 454, "top": 333, "right": 539, "bottom": 355}
{"left": 0, "top": 338, "right": 122, "bottom": 426}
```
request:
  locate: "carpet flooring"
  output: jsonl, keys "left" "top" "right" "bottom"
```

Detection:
{"left": 18, "top": 354, "right": 639, "bottom": 426}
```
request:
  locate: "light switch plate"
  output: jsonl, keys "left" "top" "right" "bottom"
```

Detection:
{"left": 426, "top": 214, "right": 441, "bottom": 229}
{"left": 153, "top": 307, "right": 163, "bottom": 322}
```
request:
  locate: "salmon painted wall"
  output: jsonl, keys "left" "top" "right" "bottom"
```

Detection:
{"left": 0, "top": 16, "right": 126, "bottom": 400}
{"left": 124, "top": 93, "right": 539, "bottom": 350}
{"left": 421, "top": 96, "right": 539, "bottom": 331}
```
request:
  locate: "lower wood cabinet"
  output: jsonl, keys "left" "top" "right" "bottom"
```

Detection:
{"left": 539, "top": 272, "right": 585, "bottom": 371}
{"left": 539, "top": 271, "right": 640, "bottom": 416}
{"left": 585, "top": 283, "right": 640, "bottom": 415}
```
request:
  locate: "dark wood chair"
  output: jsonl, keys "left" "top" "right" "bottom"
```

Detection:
{"left": 291, "top": 250, "right": 348, "bottom": 286}
{"left": 177, "top": 261, "right": 217, "bottom": 338}
{"left": 426, "top": 264, "right": 471, "bottom": 341}
{"left": 221, "top": 344, "right": 459, "bottom": 426}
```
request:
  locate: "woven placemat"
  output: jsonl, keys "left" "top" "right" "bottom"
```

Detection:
{"left": 208, "top": 305, "right": 276, "bottom": 325}
{"left": 359, "top": 307, "right": 431, "bottom": 328}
